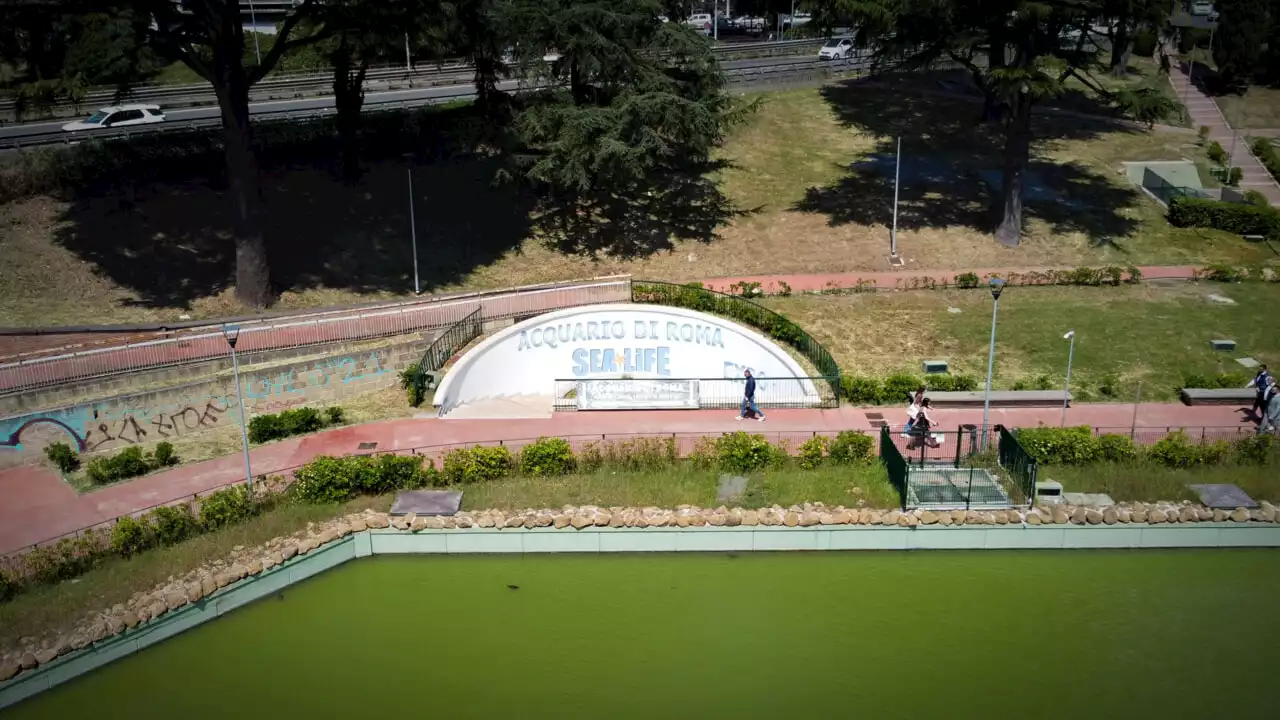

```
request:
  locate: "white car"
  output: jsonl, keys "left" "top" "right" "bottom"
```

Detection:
{"left": 61, "top": 104, "right": 165, "bottom": 132}
{"left": 819, "top": 38, "right": 855, "bottom": 60}
{"left": 685, "top": 13, "right": 713, "bottom": 35}
{"left": 1189, "top": 1, "right": 1214, "bottom": 16}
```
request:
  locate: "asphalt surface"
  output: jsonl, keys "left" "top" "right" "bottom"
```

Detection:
{"left": 0, "top": 55, "right": 828, "bottom": 143}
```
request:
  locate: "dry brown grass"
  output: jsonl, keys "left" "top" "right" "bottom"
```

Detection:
{"left": 1, "top": 84, "right": 1269, "bottom": 327}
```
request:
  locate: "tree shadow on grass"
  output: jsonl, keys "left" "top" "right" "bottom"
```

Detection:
{"left": 52, "top": 154, "right": 536, "bottom": 310}
{"left": 530, "top": 158, "right": 748, "bottom": 260}
{"left": 794, "top": 77, "right": 1145, "bottom": 245}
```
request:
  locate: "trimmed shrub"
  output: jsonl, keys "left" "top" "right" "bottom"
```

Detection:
{"left": 326, "top": 406, "right": 346, "bottom": 424}
{"left": 1168, "top": 196, "right": 1280, "bottom": 237}
{"left": 1095, "top": 434, "right": 1139, "bottom": 463}
{"left": 400, "top": 363, "right": 426, "bottom": 407}
{"left": 1253, "top": 138, "right": 1280, "bottom": 181}
{"left": 1199, "top": 264, "right": 1247, "bottom": 282}
{"left": 147, "top": 504, "right": 199, "bottom": 546}
{"left": 248, "top": 407, "right": 324, "bottom": 444}
{"left": 1206, "top": 141, "right": 1227, "bottom": 165}
{"left": 1178, "top": 372, "right": 1248, "bottom": 390}
{"left": 198, "top": 485, "right": 258, "bottom": 530}
{"left": 797, "top": 436, "right": 829, "bottom": 470}
{"left": 293, "top": 456, "right": 360, "bottom": 503}
{"left": 955, "top": 272, "right": 980, "bottom": 289}
{"left": 714, "top": 431, "right": 782, "bottom": 473}
{"left": 153, "top": 441, "right": 178, "bottom": 468}
{"left": 1148, "top": 431, "right": 1201, "bottom": 468}
{"left": 687, "top": 436, "right": 719, "bottom": 469}
{"left": 22, "top": 535, "right": 104, "bottom": 585}
{"left": 0, "top": 571, "right": 15, "bottom": 603}
{"left": 44, "top": 442, "right": 80, "bottom": 473}
{"left": 375, "top": 454, "right": 432, "bottom": 491}
{"left": 881, "top": 373, "right": 923, "bottom": 406}
{"left": 925, "top": 374, "right": 978, "bottom": 391}
{"left": 828, "top": 430, "right": 874, "bottom": 465}
{"left": 1226, "top": 167, "right": 1243, "bottom": 186}
{"left": 1244, "top": 189, "right": 1270, "bottom": 207}
{"left": 86, "top": 446, "right": 152, "bottom": 485}
{"left": 1016, "top": 426, "right": 1100, "bottom": 465}
{"left": 442, "top": 446, "right": 513, "bottom": 484}
{"left": 519, "top": 437, "right": 577, "bottom": 477}
{"left": 1234, "top": 434, "right": 1276, "bottom": 465}
{"left": 110, "top": 515, "right": 157, "bottom": 558}
{"left": 840, "top": 375, "right": 881, "bottom": 404}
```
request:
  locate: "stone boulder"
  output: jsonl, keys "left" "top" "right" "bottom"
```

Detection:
{"left": 1231, "top": 508, "right": 1251, "bottom": 523}
{"left": 741, "top": 510, "right": 760, "bottom": 526}
{"left": 1051, "top": 507, "right": 1070, "bottom": 525}
{"left": 1069, "top": 507, "right": 1088, "bottom": 525}
{"left": 1085, "top": 510, "right": 1103, "bottom": 525}
{"left": 950, "top": 509, "right": 967, "bottom": 526}
{"left": 0, "top": 662, "right": 19, "bottom": 681}
{"left": 783, "top": 511, "right": 800, "bottom": 527}
{"left": 1148, "top": 509, "right": 1167, "bottom": 524}
{"left": 1101, "top": 508, "right": 1117, "bottom": 525}
{"left": 571, "top": 515, "right": 593, "bottom": 530}
{"left": 920, "top": 511, "right": 939, "bottom": 526}
{"left": 1130, "top": 510, "right": 1148, "bottom": 524}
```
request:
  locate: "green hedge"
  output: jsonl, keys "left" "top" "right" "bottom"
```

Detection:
{"left": 292, "top": 454, "right": 438, "bottom": 503}
{"left": 248, "top": 406, "right": 345, "bottom": 444}
{"left": 85, "top": 442, "right": 179, "bottom": 485}
{"left": 1016, "top": 426, "right": 1274, "bottom": 468}
{"left": 1168, "top": 196, "right": 1280, "bottom": 237}
{"left": 840, "top": 373, "right": 979, "bottom": 405}
{"left": 1253, "top": 138, "right": 1280, "bottom": 183}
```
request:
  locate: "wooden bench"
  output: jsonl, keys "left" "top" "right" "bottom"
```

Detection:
{"left": 922, "top": 390, "right": 1071, "bottom": 409}
{"left": 1179, "top": 388, "right": 1255, "bottom": 406}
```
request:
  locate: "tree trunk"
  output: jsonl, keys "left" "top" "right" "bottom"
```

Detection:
{"left": 333, "top": 48, "right": 367, "bottom": 182}
{"left": 211, "top": 17, "right": 271, "bottom": 308}
{"left": 983, "top": 24, "right": 1008, "bottom": 122}
{"left": 1110, "top": 19, "right": 1133, "bottom": 76}
{"left": 994, "top": 94, "right": 1031, "bottom": 248}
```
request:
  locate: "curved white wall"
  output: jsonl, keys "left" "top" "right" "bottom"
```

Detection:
{"left": 434, "top": 303, "right": 818, "bottom": 412}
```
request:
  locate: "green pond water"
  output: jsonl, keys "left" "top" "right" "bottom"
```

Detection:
{"left": 10, "top": 550, "right": 1280, "bottom": 719}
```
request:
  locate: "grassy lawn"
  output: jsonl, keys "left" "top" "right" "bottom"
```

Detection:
{"left": 1044, "top": 462, "right": 1280, "bottom": 504}
{"left": 461, "top": 464, "right": 899, "bottom": 513}
{"left": 1215, "top": 85, "right": 1280, "bottom": 130}
{"left": 761, "top": 282, "right": 1280, "bottom": 402}
{"left": 0, "top": 493, "right": 395, "bottom": 650}
{"left": 0, "top": 84, "right": 1267, "bottom": 327}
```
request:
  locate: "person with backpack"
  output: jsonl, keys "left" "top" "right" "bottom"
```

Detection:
{"left": 904, "top": 386, "right": 926, "bottom": 437}
{"left": 1247, "top": 365, "right": 1273, "bottom": 420}
{"left": 735, "top": 368, "right": 765, "bottom": 422}
{"left": 1258, "top": 378, "right": 1280, "bottom": 435}
{"left": 906, "top": 398, "right": 940, "bottom": 450}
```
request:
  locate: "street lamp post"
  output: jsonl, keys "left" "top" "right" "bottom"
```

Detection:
{"left": 981, "top": 278, "right": 1005, "bottom": 448}
{"left": 890, "top": 136, "right": 901, "bottom": 264}
{"left": 406, "top": 162, "right": 421, "bottom": 295}
{"left": 248, "top": 0, "right": 262, "bottom": 65}
{"left": 222, "top": 325, "right": 254, "bottom": 491}
{"left": 1061, "top": 330, "right": 1076, "bottom": 427}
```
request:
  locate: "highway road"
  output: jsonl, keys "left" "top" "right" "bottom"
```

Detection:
{"left": 0, "top": 55, "right": 832, "bottom": 145}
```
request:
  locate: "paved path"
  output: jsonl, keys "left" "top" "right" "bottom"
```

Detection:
{"left": 698, "top": 264, "right": 1197, "bottom": 294}
{"left": 1168, "top": 61, "right": 1280, "bottom": 204}
{"left": 0, "top": 401, "right": 1258, "bottom": 556}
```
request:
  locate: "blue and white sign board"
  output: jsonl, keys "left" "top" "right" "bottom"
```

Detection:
{"left": 434, "top": 303, "right": 820, "bottom": 412}
{"left": 576, "top": 379, "right": 700, "bottom": 410}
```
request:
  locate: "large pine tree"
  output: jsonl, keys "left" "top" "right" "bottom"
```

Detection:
{"left": 1214, "top": 0, "right": 1266, "bottom": 92}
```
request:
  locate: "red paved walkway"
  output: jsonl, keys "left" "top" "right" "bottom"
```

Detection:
{"left": 0, "top": 401, "right": 1257, "bottom": 556}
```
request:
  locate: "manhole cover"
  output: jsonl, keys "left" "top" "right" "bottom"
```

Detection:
{"left": 357, "top": 442, "right": 378, "bottom": 450}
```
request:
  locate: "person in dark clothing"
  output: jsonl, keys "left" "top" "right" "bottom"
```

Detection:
{"left": 906, "top": 398, "right": 940, "bottom": 450}
{"left": 1247, "top": 365, "right": 1273, "bottom": 420}
{"left": 736, "top": 369, "right": 766, "bottom": 422}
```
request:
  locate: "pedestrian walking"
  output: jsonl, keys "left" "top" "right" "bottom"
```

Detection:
{"left": 904, "top": 386, "right": 926, "bottom": 437}
{"left": 1258, "top": 378, "right": 1280, "bottom": 435}
{"left": 907, "top": 398, "right": 940, "bottom": 450}
{"left": 1247, "top": 365, "right": 1273, "bottom": 420}
{"left": 736, "top": 368, "right": 766, "bottom": 422}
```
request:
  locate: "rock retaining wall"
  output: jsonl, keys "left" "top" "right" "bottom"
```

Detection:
{"left": 3, "top": 499, "right": 1279, "bottom": 698}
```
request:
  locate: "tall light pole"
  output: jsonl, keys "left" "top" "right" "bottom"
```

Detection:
{"left": 890, "top": 136, "right": 901, "bottom": 264}
{"left": 1061, "top": 330, "right": 1075, "bottom": 427}
{"left": 714, "top": 1, "right": 719, "bottom": 40}
{"left": 406, "top": 159, "right": 421, "bottom": 295}
{"left": 247, "top": 0, "right": 262, "bottom": 65}
{"left": 981, "top": 278, "right": 1005, "bottom": 448}
{"left": 222, "top": 324, "right": 254, "bottom": 491}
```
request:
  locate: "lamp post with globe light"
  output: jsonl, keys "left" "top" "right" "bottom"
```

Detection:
{"left": 981, "top": 278, "right": 1005, "bottom": 448}
{"left": 1061, "top": 330, "right": 1076, "bottom": 427}
{"left": 222, "top": 324, "right": 254, "bottom": 490}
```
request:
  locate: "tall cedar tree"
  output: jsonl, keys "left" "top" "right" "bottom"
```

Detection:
{"left": 1214, "top": 0, "right": 1266, "bottom": 93}
{"left": 121, "top": 0, "right": 330, "bottom": 308}
{"left": 505, "top": 0, "right": 747, "bottom": 256}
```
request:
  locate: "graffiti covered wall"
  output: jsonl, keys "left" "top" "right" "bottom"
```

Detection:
{"left": 0, "top": 342, "right": 423, "bottom": 466}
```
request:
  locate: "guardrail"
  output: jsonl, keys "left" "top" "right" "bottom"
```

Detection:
{"left": 551, "top": 376, "right": 839, "bottom": 412}
{"left": 0, "top": 54, "right": 869, "bottom": 150}
{"left": 0, "top": 277, "right": 631, "bottom": 395}
{"left": 0, "top": 38, "right": 825, "bottom": 123}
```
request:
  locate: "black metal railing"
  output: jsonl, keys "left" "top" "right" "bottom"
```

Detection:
{"left": 551, "top": 376, "right": 839, "bottom": 412}
{"left": 879, "top": 426, "right": 908, "bottom": 510}
{"left": 410, "top": 308, "right": 482, "bottom": 401}
{"left": 631, "top": 281, "right": 842, "bottom": 401}
{"left": 998, "top": 425, "right": 1039, "bottom": 505}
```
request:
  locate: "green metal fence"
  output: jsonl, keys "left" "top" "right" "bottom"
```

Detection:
{"left": 632, "top": 280, "right": 842, "bottom": 401}
{"left": 879, "top": 426, "right": 908, "bottom": 510}
{"left": 998, "top": 425, "right": 1039, "bottom": 506}
{"left": 409, "top": 308, "right": 482, "bottom": 402}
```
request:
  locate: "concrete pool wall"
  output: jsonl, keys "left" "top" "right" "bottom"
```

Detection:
{"left": 4, "top": 521, "right": 1280, "bottom": 709}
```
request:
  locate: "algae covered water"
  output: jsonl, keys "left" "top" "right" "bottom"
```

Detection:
{"left": 11, "top": 550, "right": 1280, "bottom": 719}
